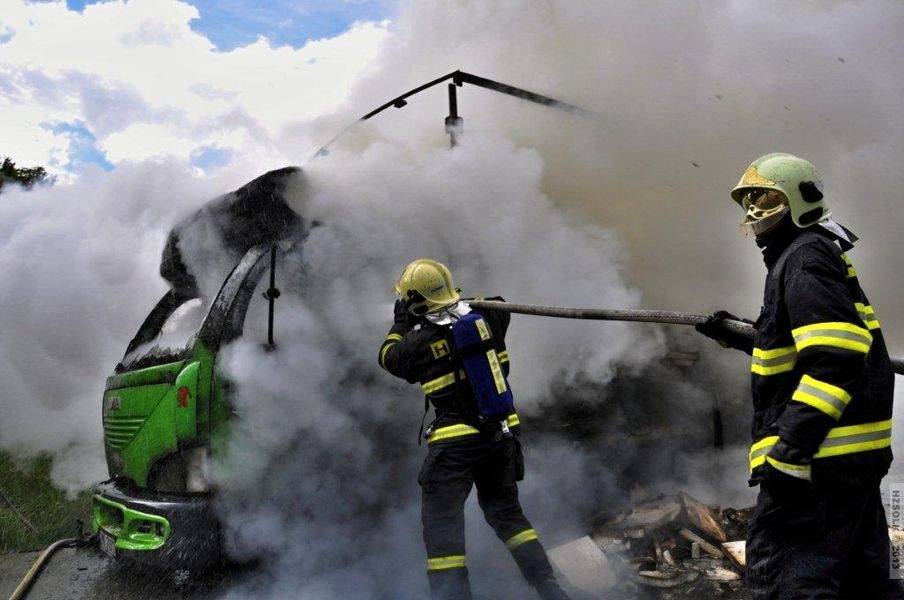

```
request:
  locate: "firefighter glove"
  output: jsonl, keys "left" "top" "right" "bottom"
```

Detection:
{"left": 393, "top": 299, "right": 416, "bottom": 329}
{"left": 764, "top": 439, "right": 813, "bottom": 484}
{"left": 695, "top": 310, "right": 754, "bottom": 354}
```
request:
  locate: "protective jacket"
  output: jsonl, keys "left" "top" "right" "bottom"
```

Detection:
{"left": 379, "top": 298, "right": 521, "bottom": 445}
{"left": 748, "top": 222, "right": 894, "bottom": 486}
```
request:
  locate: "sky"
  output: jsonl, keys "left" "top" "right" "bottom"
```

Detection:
{"left": 1, "top": 0, "right": 395, "bottom": 179}
{"left": 2, "top": 0, "right": 904, "bottom": 597}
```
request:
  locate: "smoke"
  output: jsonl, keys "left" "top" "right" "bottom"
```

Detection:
{"left": 207, "top": 132, "right": 662, "bottom": 598}
{"left": 0, "top": 161, "right": 251, "bottom": 491}
{"left": 1, "top": 0, "right": 902, "bottom": 597}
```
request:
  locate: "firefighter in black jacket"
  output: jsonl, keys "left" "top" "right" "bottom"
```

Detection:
{"left": 379, "top": 259, "right": 568, "bottom": 600}
{"left": 698, "top": 153, "right": 904, "bottom": 599}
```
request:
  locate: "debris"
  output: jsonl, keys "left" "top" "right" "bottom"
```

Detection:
{"left": 682, "top": 493, "right": 726, "bottom": 542}
{"left": 718, "top": 506, "right": 755, "bottom": 541}
{"left": 547, "top": 536, "right": 617, "bottom": 595}
{"left": 721, "top": 540, "right": 746, "bottom": 569}
{"left": 637, "top": 569, "right": 678, "bottom": 580}
{"left": 661, "top": 548, "right": 676, "bottom": 567}
{"left": 633, "top": 570, "right": 698, "bottom": 589}
{"left": 587, "top": 492, "right": 752, "bottom": 598}
{"left": 607, "top": 496, "right": 683, "bottom": 532}
{"left": 679, "top": 528, "right": 724, "bottom": 559}
{"left": 705, "top": 566, "right": 742, "bottom": 582}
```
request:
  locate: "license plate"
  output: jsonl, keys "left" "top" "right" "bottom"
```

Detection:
{"left": 98, "top": 530, "right": 116, "bottom": 558}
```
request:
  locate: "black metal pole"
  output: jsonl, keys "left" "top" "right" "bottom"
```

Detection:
{"left": 445, "top": 83, "right": 463, "bottom": 147}
{"left": 265, "top": 244, "right": 280, "bottom": 348}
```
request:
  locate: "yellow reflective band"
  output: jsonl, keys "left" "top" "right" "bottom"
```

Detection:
{"left": 842, "top": 254, "right": 857, "bottom": 278}
{"left": 749, "top": 435, "right": 780, "bottom": 470}
{"left": 426, "top": 414, "right": 520, "bottom": 445}
{"left": 855, "top": 302, "right": 881, "bottom": 331}
{"left": 486, "top": 350, "right": 508, "bottom": 394}
{"left": 751, "top": 345, "right": 797, "bottom": 376}
{"left": 791, "top": 374, "right": 852, "bottom": 420}
{"left": 814, "top": 419, "right": 893, "bottom": 458}
{"left": 749, "top": 420, "right": 892, "bottom": 471}
{"left": 792, "top": 322, "right": 872, "bottom": 355}
{"left": 765, "top": 456, "right": 811, "bottom": 481}
{"left": 498, "top": 350, "right": 509, "bottom": 363}
{"left": 380, "top": 334, "right": 403, "bottom": 367}
{"left": 475, "top": 318, "right": 491, "bottom": 341}
{"left": 421, "top": 371, "right": 463, "bottom": 394}
{"left": 505, "top": 528, "right": 538, "bottom": 550}
{"left": 427, "top": 555, "right": 466, "bottom": 571}
{"left": 427, "top": 423, "right": 480, "bottom": 444}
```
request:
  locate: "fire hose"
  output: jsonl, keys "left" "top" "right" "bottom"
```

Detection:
{"left": 8, "top": 537, "right": 89, "bottom": 600}
{"left": 467, "top": 300, "right": 904, "bottom": 375}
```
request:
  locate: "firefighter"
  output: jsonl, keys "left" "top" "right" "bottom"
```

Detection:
{"left": 697, "top": 153, "right": 904, "bottom": 599}
{"left": 379, "top": 259, "right": 569, "bottom": 600}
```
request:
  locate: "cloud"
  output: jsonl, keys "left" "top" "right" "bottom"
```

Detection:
{"left": 1, "top": 0, "right": 390, "bottom": 176}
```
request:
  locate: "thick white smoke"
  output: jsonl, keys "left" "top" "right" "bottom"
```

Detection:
{"left": 208, "top": 133, "right": 663, "bottom": 598}
{"left": 0, "top": 161, "right": 250, "bottom": 491}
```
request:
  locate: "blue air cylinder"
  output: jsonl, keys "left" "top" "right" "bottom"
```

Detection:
{"left": 451, "top": 313, "right": 514, "bottom": 422}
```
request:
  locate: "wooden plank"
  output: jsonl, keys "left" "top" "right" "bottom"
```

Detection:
{"left": 679, "top": 528, "right": 724, "bottom": 559}
{"left": 721, "top": 540, "right": 746, "bottom": 569}
{"left": 681, "top": 493, "right": 726, "bottom": 543}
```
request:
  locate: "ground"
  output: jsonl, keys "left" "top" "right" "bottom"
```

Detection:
{"left": 0, "top": 543, "right": 753, "bottom": 600}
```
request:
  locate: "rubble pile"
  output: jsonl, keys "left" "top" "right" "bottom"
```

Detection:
{"left": 549, "top": 493, "right": 754, "bottom": 599}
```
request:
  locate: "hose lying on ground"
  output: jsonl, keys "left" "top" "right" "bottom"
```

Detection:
{"left": 468, "top": 300, "right": 904, "bottom": 375}
{"left": 8, "top": 537, "right": 84, "bottom": 600}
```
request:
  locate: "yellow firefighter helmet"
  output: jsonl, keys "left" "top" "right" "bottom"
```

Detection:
{"left": 394, "top": 258, "right": 461, "bottom": 316}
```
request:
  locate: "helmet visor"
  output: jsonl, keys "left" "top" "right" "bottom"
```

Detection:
{"left": 739, "top": 189, "right": 789, "bottom": 237}
{"left": 739, "top": 188, "right": 785, "bottom": 211}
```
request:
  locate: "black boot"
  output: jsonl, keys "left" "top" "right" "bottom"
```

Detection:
{"left": 533, "top": 576, "right": 570, "bottom": 600}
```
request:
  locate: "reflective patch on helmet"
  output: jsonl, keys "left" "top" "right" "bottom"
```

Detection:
{"left": 739, "top": 164, "right": 775, "bottom": 187}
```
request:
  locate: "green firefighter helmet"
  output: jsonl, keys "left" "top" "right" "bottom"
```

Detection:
{"left": 731, "top": 153, "right": 829, "bottom": 236}
{"left": 394, "top": 258, "right": 461, "bottom": 316}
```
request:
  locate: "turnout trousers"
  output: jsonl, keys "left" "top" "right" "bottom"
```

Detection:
{"left": 746, "top": 480, "right": 904, "bottom": 600}
{"left": 418, "top": 434, "right": 554, "bottom": 600}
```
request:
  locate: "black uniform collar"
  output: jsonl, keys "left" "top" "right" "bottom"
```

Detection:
{"left": 756, "top": 217, "right": 800, "bottom": 268}
{"left": 756, "top": 217, "right": 858, "bottom": 268}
